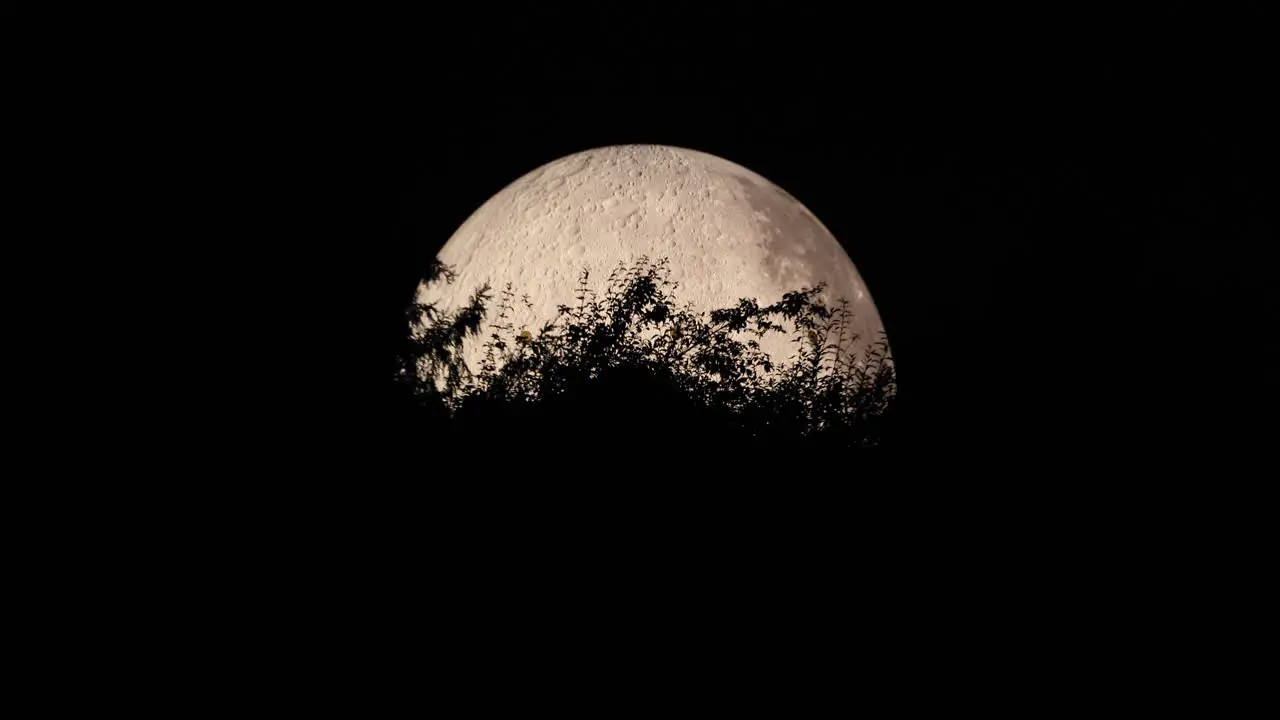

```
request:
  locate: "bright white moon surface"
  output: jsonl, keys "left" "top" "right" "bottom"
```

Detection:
{"left": 418, "top": 144, "right": 889, "bottom": 374}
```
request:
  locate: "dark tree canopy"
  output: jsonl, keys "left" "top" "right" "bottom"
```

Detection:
{"left": 396, "top": 257, "right": 897, "bottom": 467}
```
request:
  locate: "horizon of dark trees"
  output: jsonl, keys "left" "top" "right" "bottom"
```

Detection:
{"left": 390, "top": 256, "right": 899, "bottom": 471}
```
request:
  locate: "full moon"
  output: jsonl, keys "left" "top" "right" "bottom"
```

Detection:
{"left": 419, "top": 144, "right": 889, "bottom": 373}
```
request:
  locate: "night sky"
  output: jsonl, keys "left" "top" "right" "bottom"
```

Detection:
{"left": 45, "top": 9, "right": 1268, "bottom": 682}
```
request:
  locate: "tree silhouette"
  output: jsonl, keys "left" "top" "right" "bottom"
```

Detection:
{"left": 397, "top": 256, "right": 897, "bottom": 459}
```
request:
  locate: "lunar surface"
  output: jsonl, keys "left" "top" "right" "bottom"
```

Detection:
{"left": 417, "top": 144, "right": 889, "bottom": 375}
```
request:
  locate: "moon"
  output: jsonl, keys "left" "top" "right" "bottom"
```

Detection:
{"left": 418, "top": 144, "right": 889, "bottom": 374}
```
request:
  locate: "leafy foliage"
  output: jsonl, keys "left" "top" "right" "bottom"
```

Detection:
{"left": 398, "top": 256, "right": 897, "bottom": 454}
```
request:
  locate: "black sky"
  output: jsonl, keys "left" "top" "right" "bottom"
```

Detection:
{"left": 13, "top": 9, "right": 1272, "bottom": 679}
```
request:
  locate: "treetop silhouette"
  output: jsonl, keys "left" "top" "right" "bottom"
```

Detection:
{"left": 398, "top": 256, "right": 896, "bottom": 453}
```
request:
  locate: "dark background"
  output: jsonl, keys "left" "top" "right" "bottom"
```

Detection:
{"left": 14, "top": 8, "right": 1271, "bottom": 691}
